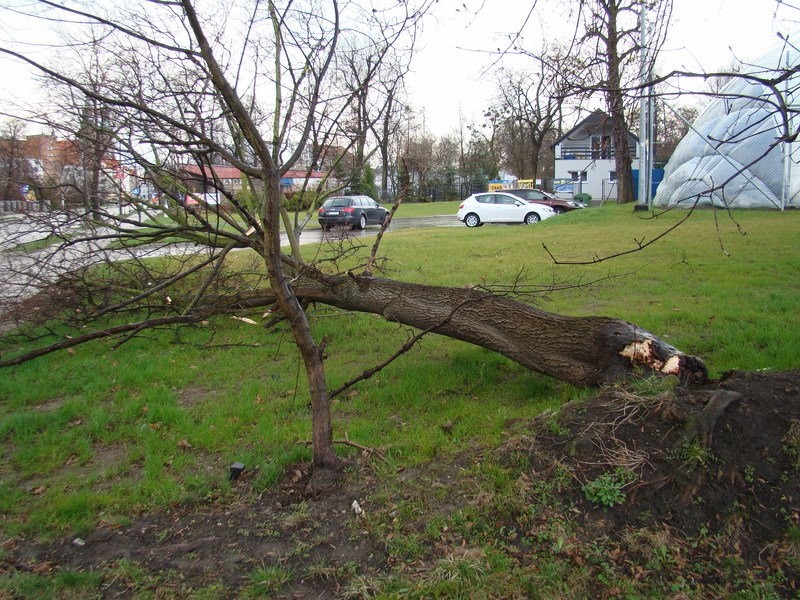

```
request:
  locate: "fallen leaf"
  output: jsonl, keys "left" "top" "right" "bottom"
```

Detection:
{"left": 231, "top": 316, "right": 258, "bottom": 325}
{"left": 33, "top": 562, "right": 53, "bottom": 574}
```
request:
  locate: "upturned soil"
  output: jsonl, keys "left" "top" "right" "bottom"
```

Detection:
{"left": 3, "top": 369, "right": 800, "bottom": 598}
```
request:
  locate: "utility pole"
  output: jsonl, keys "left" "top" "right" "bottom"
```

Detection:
{"left": 637, "top": 4, "right": 655, "bottom": 208}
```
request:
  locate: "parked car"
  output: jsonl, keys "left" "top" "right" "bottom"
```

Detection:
{"left": 456, "top": 192, "right": 556, "bottom": 227}
{"left": 318, "top": 195, "right": 389, "bottom": 230}
{"left": 553, "top": 182, "right": 575, "bottom": 199}
{"left": 503, "top": 188, "right": 587, "bottom": 213}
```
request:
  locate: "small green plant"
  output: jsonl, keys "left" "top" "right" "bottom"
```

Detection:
{"left": 582, "top": 468, "right": 636, "bottom": 507}
{"left": 430, "top": 554, "right": 487, "bottom": 585}
{"left": 245, "top": 564, "right": 292, "bottom": 597}
{"left": 677, "top": 440, "right": 713, "bottom": 469}
{"left": 788, "top": 526, "right": 800, "bottom": 547}
{"left": 304, "top": 560, "right": 358, "bottom": 582}
{"left": 628, "top": 374, "right": 677, "bottom": 397}
{"left": 281, "top": 501, "right": 311, "bottom": 529}
{"left": 545, "top": 414, "right": 570, "bottom": 437}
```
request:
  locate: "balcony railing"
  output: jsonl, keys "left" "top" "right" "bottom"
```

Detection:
{"left": 556, "top": 148, "right": 637, "bottom": 160}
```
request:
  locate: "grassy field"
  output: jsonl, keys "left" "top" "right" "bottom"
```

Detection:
{"left": 1, "top": 203, "right": 798, "bottom": 596}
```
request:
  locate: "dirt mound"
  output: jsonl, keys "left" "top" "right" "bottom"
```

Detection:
{"left": 498, "top": 369, "right": 800, "bottom": 593}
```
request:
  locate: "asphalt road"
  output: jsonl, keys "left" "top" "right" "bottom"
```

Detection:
{"left": 285, "top": 214, "right": 460, "bottom": 246}
{"left": 0, "top": 212, "right": 461, "bottom": 326}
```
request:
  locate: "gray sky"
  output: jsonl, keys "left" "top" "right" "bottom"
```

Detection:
{"left": 0, "top": 0, "right": 793, "bottom": 135}
{"left": 406, "top": 0, "right": 795, "bottom": 134}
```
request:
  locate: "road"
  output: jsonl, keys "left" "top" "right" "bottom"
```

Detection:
{"left": 0, "top": 212, "right": 460, "bottom": 250}
{"left": 0, "top": 211, "right": 460, "bottom": 327}
{"left": 282, "top": 214, "right": 459, "bottom": 246}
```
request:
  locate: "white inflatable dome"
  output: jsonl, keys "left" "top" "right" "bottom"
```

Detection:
{"left": 654, "top": 33, "right": 800, "bottom": 209}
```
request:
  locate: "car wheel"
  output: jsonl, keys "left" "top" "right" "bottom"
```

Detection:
{"left": 553, "top": 207, "right": 565, "bottom": 215}
{"left": 524, "top": 212, "right": 541, "bottom": 224}
{"left": 464, "top": 213, "right": 481, "bottom": 228}
{"left": 358, "top": 213, "right": 367, "bottom": 230}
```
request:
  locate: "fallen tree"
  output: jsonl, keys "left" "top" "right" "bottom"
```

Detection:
{"left": 0, "top": 0, "right": 704, "bottom": 474}
{"left": 226, "top": 269, "right": 708, "bottom": 388}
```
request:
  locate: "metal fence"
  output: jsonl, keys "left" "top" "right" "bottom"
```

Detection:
{"left": 0, "top": 199, "right": 50, "bottom": 214}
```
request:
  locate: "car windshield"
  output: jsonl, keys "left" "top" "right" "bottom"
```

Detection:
{"left": 323, "top": 197, "right": 352, "bottom": 208}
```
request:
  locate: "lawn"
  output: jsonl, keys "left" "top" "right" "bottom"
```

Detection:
{"left": 1, "top": 203, "right": 798, "bottom": 597}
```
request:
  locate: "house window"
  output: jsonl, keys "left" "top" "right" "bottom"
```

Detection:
{"left": 609, "top": 170, "right": 617, "bottom": 181}
{"left": 570, "top": 171, "right": 588, "bottom": 183}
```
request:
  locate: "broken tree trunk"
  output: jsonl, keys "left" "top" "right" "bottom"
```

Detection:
{"left": 0, "top": 272, "right": 709, "bottom": 390}
{"left": 286, "top": 272, "right": 708, "bottom": 388}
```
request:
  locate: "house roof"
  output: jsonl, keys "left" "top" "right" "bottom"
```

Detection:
{"left": 554, "top": 110, "right": 639, "bottom": 145}
{"left": 0, "top": 135, "right": 82, "bottom": 166}
{"left": 181, "top": 164, "right": 243, "bottom": 180}
{"left": 284, "top": 169, "right": 327, "bottom": 179}
{"left": 181, "top": 164, "right": 326, "bottom": 180}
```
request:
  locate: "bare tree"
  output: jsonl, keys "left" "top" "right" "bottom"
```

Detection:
{"left": 468, "top": 106, "right": 504, "bottom": 179}
{"left": 491, "top": 46, "right": 581, "bottom": 180}
{"left": 574, "top": 0, "right": 673, "bottom": 203}
{"left": 370, "top": 71, "right": 408, "bottom": 200}
{"left": 0, "top": 0, "right": 707, "bottom": 484}
{"left": 653, "top": 102, "right": 698, "bottom": 164}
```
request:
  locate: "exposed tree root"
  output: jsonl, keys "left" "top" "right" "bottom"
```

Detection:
{"left": 672, "top": 390, "right": 742, "bottom": 451}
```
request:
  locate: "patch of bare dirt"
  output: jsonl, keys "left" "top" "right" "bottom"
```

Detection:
{"left": 4, "top": 462, "right": 385, "bottom": 598}
{"left": 175, "top": 385, "right": 215, "bottom": 408}
{"left": 2, "top": 369, "right": 799, "bottom": 597}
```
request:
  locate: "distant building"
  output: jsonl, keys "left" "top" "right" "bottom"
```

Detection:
{"left": 552, "top": 110, "right": 638, "bottom": 201}
{"left": 0, "top": 133, "right": 122, "bottom": 209}
{"left": 180, "top": 163, "right": 330, "bottom": 198}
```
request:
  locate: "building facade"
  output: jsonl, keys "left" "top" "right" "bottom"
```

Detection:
{"left": 553, "top": 110, "right": 638, "bottom": 201}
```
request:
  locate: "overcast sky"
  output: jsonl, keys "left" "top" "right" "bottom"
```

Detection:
{"left": 0, "top": 0, "right": 794, "bottom": 136}
{"left": 405, "top": 0, "right": 795, "bottom": 134}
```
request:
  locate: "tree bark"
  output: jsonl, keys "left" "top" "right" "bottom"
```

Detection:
{"left": 600, "top": 0, "right": 635, "bottom": 204}
{"left": 288, "top": 272, "right": 707, "bottom": 388}
{"left": 262, "top": 181, "right": 337, "bottom": 470}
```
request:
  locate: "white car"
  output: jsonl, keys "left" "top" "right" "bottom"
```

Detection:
{"left": 456, "top": 192, "right": 556, "bottom": 227}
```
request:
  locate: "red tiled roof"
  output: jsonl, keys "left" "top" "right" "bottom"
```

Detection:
{"left": 284, "top": 169, "right": 326, "bottom": 179}
{"left": 182, "top": 164, "right": 242, "bottom": 179}
{"left": 181, "top": 164, "right": 326, "bottom": 180}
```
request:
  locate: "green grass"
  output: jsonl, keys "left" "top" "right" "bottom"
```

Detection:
{"left": 0, "top": 203, "right": 798, "bottom": 596}
{"left": 371, "top": 204, "right": 800, "bottom": 374}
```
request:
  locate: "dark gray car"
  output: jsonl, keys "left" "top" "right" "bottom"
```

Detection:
{"left": 318, "top": 195, "right": 389, "bottom": 230}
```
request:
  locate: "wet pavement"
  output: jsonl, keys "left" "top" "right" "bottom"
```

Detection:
{"left": 284, "top": 214, "right": 460, "bottom": 246}
{"left": 0, "top": 212, "right": 461, "bottom": 321}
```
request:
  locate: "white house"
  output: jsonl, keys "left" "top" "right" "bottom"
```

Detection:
{"left": 553, "top": 110, "right": 638, "bottom": 201}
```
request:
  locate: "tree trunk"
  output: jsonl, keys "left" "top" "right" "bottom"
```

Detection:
{"left": 292, "top": 273, "right": 707, "bottom": 387}
{"left": 610, "top": 99, "right": 635, "bottom": 203}
{"left": 604, "top": 0, "right": 636, "bottom": 204}
{"left": 263, "top": 180, "right": 338, "bottom": 470}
